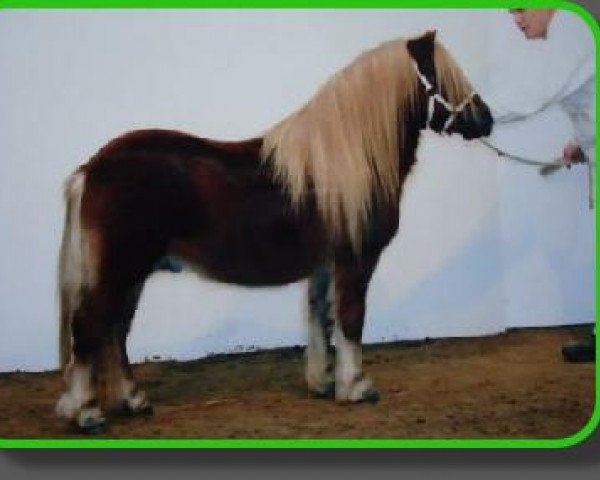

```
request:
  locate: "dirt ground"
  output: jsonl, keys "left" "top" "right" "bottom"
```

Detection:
{"left": 0, "top": 326, "right": 595, "bottom": 439}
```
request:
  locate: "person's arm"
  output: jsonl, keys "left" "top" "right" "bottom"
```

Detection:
{"left": 488, "top": 11, "right": 594, "bottom": 124}
{"left": 489, "top": 53, "right": 593, "bottom": 124}
{"left": 561, "top": 75, "right": 595, "bottom": 163}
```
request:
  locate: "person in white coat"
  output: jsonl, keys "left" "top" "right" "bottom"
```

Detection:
{"left": 488, "top": 8, "right": 595, "bottom": 363}
{"left": 492, "top": 9, "right": 595, "bottom": 164}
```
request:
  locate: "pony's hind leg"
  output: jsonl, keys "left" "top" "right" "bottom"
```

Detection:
{"left": 305, "top": 265, "right": 335, "bottom": 398}
{"left": 332, "top": 257, "right": 380, "bottom": 403}
{"left": 115, "top": 282, "right": 153, "bottom": 417}
{"left": 55, "top": 172, "right": 108, "bottom": 432}
{"left": 56, "top": 171, "right": 157, "bottom": 431}
{"left": 57, "top": 281, "right": 152, "bottom": 431}
{"left": 56, "top": 287, "right": 113, "bottom": 433}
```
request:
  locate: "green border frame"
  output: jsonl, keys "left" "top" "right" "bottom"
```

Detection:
{"left": 0, "top": 0, "right": 597, "bottom": 449}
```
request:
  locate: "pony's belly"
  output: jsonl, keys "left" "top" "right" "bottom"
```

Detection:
{"left": 211, "top": 256, "right": 322, "bottom": 287}
{"left": 171, "top": 219, "right": 328, "bottom": 287}
{"left": 173, "top": 241, "right": 325, "bottom": 287}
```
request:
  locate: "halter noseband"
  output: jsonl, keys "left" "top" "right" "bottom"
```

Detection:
{"left": 412, "top": 60, "right": 476, "bottom": 133}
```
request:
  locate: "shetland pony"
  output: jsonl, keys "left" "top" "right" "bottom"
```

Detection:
{"left": 56, "top": 31, "right": 492, "bottom": 433}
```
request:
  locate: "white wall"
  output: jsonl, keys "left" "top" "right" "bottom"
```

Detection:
{"left": 0, "top": 9, "right": 594, "bottom": 371}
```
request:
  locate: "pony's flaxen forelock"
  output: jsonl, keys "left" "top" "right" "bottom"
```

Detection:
{"left": 261, "top": 37, "right": 472, "bottom": 251}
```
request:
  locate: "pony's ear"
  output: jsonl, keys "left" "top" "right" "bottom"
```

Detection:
{"left": 406, "top": 30, "right": 437, "bottom": 63}
{"left": 424, "top": 29, "right": 437, "bottom": 42}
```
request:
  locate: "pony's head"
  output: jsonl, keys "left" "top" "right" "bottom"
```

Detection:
{"left": 407, "top": 30, "right": 493, "bottom": 140}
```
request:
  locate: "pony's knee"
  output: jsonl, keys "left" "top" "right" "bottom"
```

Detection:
{"left": 309, "top": 268, "right": 332, "bottom": 314}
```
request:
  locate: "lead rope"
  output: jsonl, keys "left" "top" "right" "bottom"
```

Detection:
{"left": 478, "top": 139, "right": 595, "bottom": 210}
{"left": 587, "top": 154, "right": 594, "bottom": 210}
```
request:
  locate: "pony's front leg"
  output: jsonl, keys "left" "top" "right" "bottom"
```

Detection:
{"left": 305, "top": 265, "right": 335, "bottom": 398}
{"left": 333, "top": 258, "right": 380, "bottom": 403}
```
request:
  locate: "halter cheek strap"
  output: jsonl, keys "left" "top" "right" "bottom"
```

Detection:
{"left": 412, "top": 60, "right": 476, "bottom": 133}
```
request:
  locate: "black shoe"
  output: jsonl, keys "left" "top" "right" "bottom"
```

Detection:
{"left": 562, "top": 341, "right": 595, "bottom": 363}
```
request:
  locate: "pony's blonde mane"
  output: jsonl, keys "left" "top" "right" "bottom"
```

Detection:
{"left": 261, "top": 37, "right": 473, "bottom": 251}
{"left": 433, "top": 41, "right": 476, "bottom": 112}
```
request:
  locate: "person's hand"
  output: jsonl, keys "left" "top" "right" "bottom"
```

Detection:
{"left": 563, "top": 142, "right": 585, "bottom": 167}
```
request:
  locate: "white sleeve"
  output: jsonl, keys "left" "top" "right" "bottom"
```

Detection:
{"left": 561, "top": 76, "right": 596, "bottom": 152}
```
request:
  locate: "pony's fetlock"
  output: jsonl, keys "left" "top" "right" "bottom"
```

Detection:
{"left": 336, "top": 375, "right": 379, "bottom": 403}
{"left": 120, "top": 389, "right": 153, "bottom": 417}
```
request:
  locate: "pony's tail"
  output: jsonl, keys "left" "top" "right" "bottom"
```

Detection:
{"left": 58, "top": 170, "right": 88, "bottom": 369}
{"left": 57, "top": 171, "right": 122, "bottom": 407}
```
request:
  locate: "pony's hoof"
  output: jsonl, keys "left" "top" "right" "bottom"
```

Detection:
{"left": 312, "top": 382, "right": 336, "bottom": 399}
{"left": 360, "top": 387, "right": 380, "bottom": 404}
{"left": 78, "top": 418, "right": 108, "bottom": 435}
